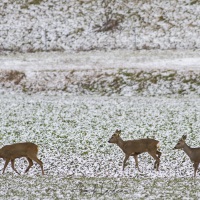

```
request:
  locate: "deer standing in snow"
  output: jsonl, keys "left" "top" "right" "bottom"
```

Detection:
{"left": 0, "top": 142, "right": 44, "bottom": 175}
{"left": 173, "top": 135, "right": 200, "bottom": 177}
{"left": 108, "top": 129, "right": 161, "bottom": 171}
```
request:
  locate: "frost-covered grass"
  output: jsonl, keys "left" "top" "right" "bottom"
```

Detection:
{"left": 1, "top": 0, "right": 200, "bottom": 51}
{"left": 1, "top": 50, "right": 200, "bottom": 96}
{"left": 0, "top": 94, "right": 200, "bottom": 199}
{"left": 1, "top": 176, "right": 200, "bottom": 199}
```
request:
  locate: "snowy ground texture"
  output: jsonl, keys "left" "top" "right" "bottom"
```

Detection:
{"left": 1, "top": 47, "right": 200, "bottom": 198}
{"left": 1, "top": 3, "right": 200, "bottom": 200}
{"left": 1, "top": 49, "right": 200, "bottom": 96}
{"left": 0, "top": 0, "right": 200, "bottom": 52}
{"left": 0, "top": 94, "right": 200, "bottom": 199}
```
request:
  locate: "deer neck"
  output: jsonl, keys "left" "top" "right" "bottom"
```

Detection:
{"left": 183, "top": 143, "right": 193, "bottom": 158}
{"left": 116, "top": 137, "right": 125, "bottom": 150}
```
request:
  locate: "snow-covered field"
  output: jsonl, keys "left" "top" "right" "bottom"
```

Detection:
{"left": 1, "top": 49, "right": 200, "bottom": 71}
{"left": 1, "top": 93, "right": 200, "bottom": 199}
{"left": 1, "top": 0, "right": 200, "bottom": 198}
{"left": 0, "top": 49, "right": 200, "bottom": 198}
{"left": 1, "top": 0, "right": 200, "bottom": 52}
{"left": 1, "top": 49, "right": 200, "bottom": 96}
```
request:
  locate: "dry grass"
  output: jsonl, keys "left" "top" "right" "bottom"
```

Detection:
{"left": 0, "top": 70, "right": 25, "bottom": 85}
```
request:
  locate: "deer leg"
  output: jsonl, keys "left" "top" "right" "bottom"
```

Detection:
{"left": 2, "top": 159, "right": 10, "bottom": 174}
{"left": 148, "top": 152, "right": 160, "bottom": 171}
{"left": 193, "top": 162, "right": 199, "bottom": 178}
{"left": 153, "top": 160, "right": 157, "bottom": 169}
{"left": 11, "top": 159, "right": 20, "bottom": 175}
{"left": 133, "top": 154, "right": 141, "bottom": 172}
{"left": 24, "top": 157, "right": 33, "bottom": 173}
{"left": 29, "top": 155, "right": 44, "bottom": 175}
{"left": 155, "top": 151, "right": 161, "bottom": 169}
{"left": 156, "top": 150, "right": 162, "bottom": 159}
{"left": 131, "top": 152, "right": 142, "bottom": 171}
{"left": 123, "top": 154, "right": 130, "bottom": 171}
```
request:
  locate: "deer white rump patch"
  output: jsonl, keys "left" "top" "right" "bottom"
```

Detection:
{"left": 157, "top": 142, "right": 160, "bottom": 149}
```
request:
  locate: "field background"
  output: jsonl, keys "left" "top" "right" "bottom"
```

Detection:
{"left": 1, "top": 0, "right": 200, "bottom": 51}
{"left": 1, "top": 0, "right": 200, "bottom": 198}
{"left": 0, "top": 91, "right": 200, "bottom": 199}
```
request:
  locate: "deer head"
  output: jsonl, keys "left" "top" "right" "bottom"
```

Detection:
{"left": 108, "top": 129, "right": 121, "bottom": 143}
{"left": 173, "top": 135, "right": 187, "bottom": 150}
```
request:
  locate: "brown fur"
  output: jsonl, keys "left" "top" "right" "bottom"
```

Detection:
{"left": 173, "top": 135, "right": 200, "bottom": 177}
{"left": 108, "top": 130, "right": 161, "bottom": 171}
{"left": 0, "top": 142, "right": 44, "bottom": 175}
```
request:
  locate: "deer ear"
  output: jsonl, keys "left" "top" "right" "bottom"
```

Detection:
{"left": 115, "top": 129, "right": 121, "bottom": 136}
{"left": 182, "top": 135, "right": 187, "bottom": 140}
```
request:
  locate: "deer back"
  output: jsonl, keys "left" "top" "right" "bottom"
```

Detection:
{"left": 123, "top": 139, "right": 159, "bottom": 154}
{"left": 0, "top": 142, "right": 38, "bottom": 159}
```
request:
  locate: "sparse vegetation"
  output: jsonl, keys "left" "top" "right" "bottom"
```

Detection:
{"left": 0, "top": 70, "right": 25, "bottom": 85}
{"left": 190, "top": 0, "right": 200, "bottom": 5}
{"left": 0, "top": 68, "right": 200, "bottom": 95}
{"left": 29, "top": 0, "right": 43, "bottom": 5}
{"left": 0, "top": 94, "right": 200, "bottom": 198}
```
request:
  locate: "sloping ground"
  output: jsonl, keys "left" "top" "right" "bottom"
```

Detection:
{"left": 0, "top": 0, "right": 200, "bottom": 52}
{"left": 1, "top": 50, "right": 200, "bottom": 96}
{"left": 0, "top": 68, "right": 200, "bottom": 96}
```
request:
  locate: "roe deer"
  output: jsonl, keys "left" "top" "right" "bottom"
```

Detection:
{"left": 108, "top": 129, "right": 161, "bottom": 171}
{"left": 173, "top": 135, "right": 200, "bottom": 177}
{"left": 0, "top": 142, "right": 44, "bottom": 175}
